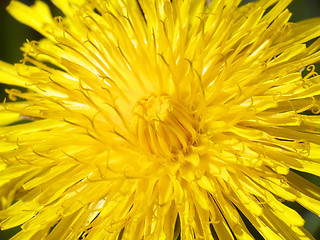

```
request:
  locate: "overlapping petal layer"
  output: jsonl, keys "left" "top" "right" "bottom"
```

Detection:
{"left": 0, "top": 0, "right": 320, "bottom": 239}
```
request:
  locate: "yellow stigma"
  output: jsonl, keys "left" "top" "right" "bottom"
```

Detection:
{"left": 131, "top": 95, "right": 199, "bottom": 158}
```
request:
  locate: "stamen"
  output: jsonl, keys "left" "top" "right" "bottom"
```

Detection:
{"left": 131, "top": 95, "right": 199, "bottom": 160}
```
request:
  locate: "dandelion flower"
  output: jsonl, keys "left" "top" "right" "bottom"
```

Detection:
{"left": 1, "top": 0, "right": 320, "bottom": 239}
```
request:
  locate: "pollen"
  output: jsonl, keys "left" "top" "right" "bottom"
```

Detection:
{"left": 131, "top": 95, "right": 199, "bottom": 158}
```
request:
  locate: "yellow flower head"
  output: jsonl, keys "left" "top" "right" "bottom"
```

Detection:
{"left": 1, "top": 0, "right": 320, "bottom": 239}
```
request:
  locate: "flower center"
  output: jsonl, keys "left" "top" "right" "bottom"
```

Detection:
{"left": 131, "top": 95, "right": 198, "bottom": 158}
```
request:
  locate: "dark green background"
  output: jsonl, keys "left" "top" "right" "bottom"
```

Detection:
{"left": 0, "top": 0, "right": 320, "bottom": 239}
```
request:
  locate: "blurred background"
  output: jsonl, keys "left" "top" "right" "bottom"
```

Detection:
{"left": 0, "top": 0, "right": 320, "bottom": 239}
